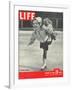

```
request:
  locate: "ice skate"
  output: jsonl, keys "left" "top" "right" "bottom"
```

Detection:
{"left": 41, "top": 63, "right": 47, "bottom": 70}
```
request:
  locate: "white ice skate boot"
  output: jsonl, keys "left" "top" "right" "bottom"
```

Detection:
{"left": 41, "top": 59, "right": 47, "bottom": 70}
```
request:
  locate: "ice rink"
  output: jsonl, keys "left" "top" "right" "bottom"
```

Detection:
{"left": 18, "top": 30, "right": 63, "bottom": 72}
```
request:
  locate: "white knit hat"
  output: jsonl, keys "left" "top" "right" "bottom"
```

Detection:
{"left": 35, "top": 17, "right": 42, "bottom": 26}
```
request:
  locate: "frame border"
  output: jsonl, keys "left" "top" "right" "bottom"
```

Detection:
{"left": 9, "top": 1, "right": 71, "bottom": 88}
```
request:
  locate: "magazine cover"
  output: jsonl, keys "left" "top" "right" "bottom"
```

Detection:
{"left": 18, "top": 10, "right": 63, "bottom": 79}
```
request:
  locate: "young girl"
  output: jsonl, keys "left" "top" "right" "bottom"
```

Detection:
{"left": 42, "top": 18, "right": 56, "bottom": 41}
{"left": 28, "top": 17, "right": 55, "bottom": 70}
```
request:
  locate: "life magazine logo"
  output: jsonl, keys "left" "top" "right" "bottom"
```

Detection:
{"left": 19, "top": 11, "right": 36, "bottom": 21}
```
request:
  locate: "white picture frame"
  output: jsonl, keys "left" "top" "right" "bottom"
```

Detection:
{"left": 9, "top": 1, "right": 71, "bottom": 89}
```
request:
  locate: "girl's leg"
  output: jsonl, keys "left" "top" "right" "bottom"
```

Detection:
{"left": 43, "top": 49, "right": 47, "bottom": 59}
{"left": 41, "top": 49, "right": 47, "bottom": 70}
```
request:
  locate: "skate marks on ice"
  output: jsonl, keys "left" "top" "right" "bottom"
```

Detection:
{"left": 18, "top": 31, "right": 63, "bottom": 72}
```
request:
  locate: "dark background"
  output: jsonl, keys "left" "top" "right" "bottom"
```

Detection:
{"left": 19, "top": 10, "right": 63, "bottom": 31}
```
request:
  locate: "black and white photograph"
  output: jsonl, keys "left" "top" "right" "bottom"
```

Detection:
{"left": 18, "top": 10, "right": 63, "bottom": 78}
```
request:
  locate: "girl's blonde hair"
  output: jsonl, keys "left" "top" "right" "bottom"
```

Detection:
{"left": 43, "top": 18, "right": 52, "bottom": 25}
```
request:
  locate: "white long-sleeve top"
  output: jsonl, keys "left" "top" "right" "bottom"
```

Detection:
{"left": 42, "top": 24, "right": 53, "bottom": 34}
{"left": 29, "top": 24, "right": 53, "bottom": 44}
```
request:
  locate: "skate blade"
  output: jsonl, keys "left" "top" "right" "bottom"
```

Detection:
{"left": 40, "top": 66, "right": 47, "bottom": 71}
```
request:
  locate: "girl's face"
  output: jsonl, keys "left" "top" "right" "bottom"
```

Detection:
{"left": 44, "top": 20, "right": 49, "bottom": 26}
{"left": 32, "top": 20, "right": 40, "bottom": 29}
